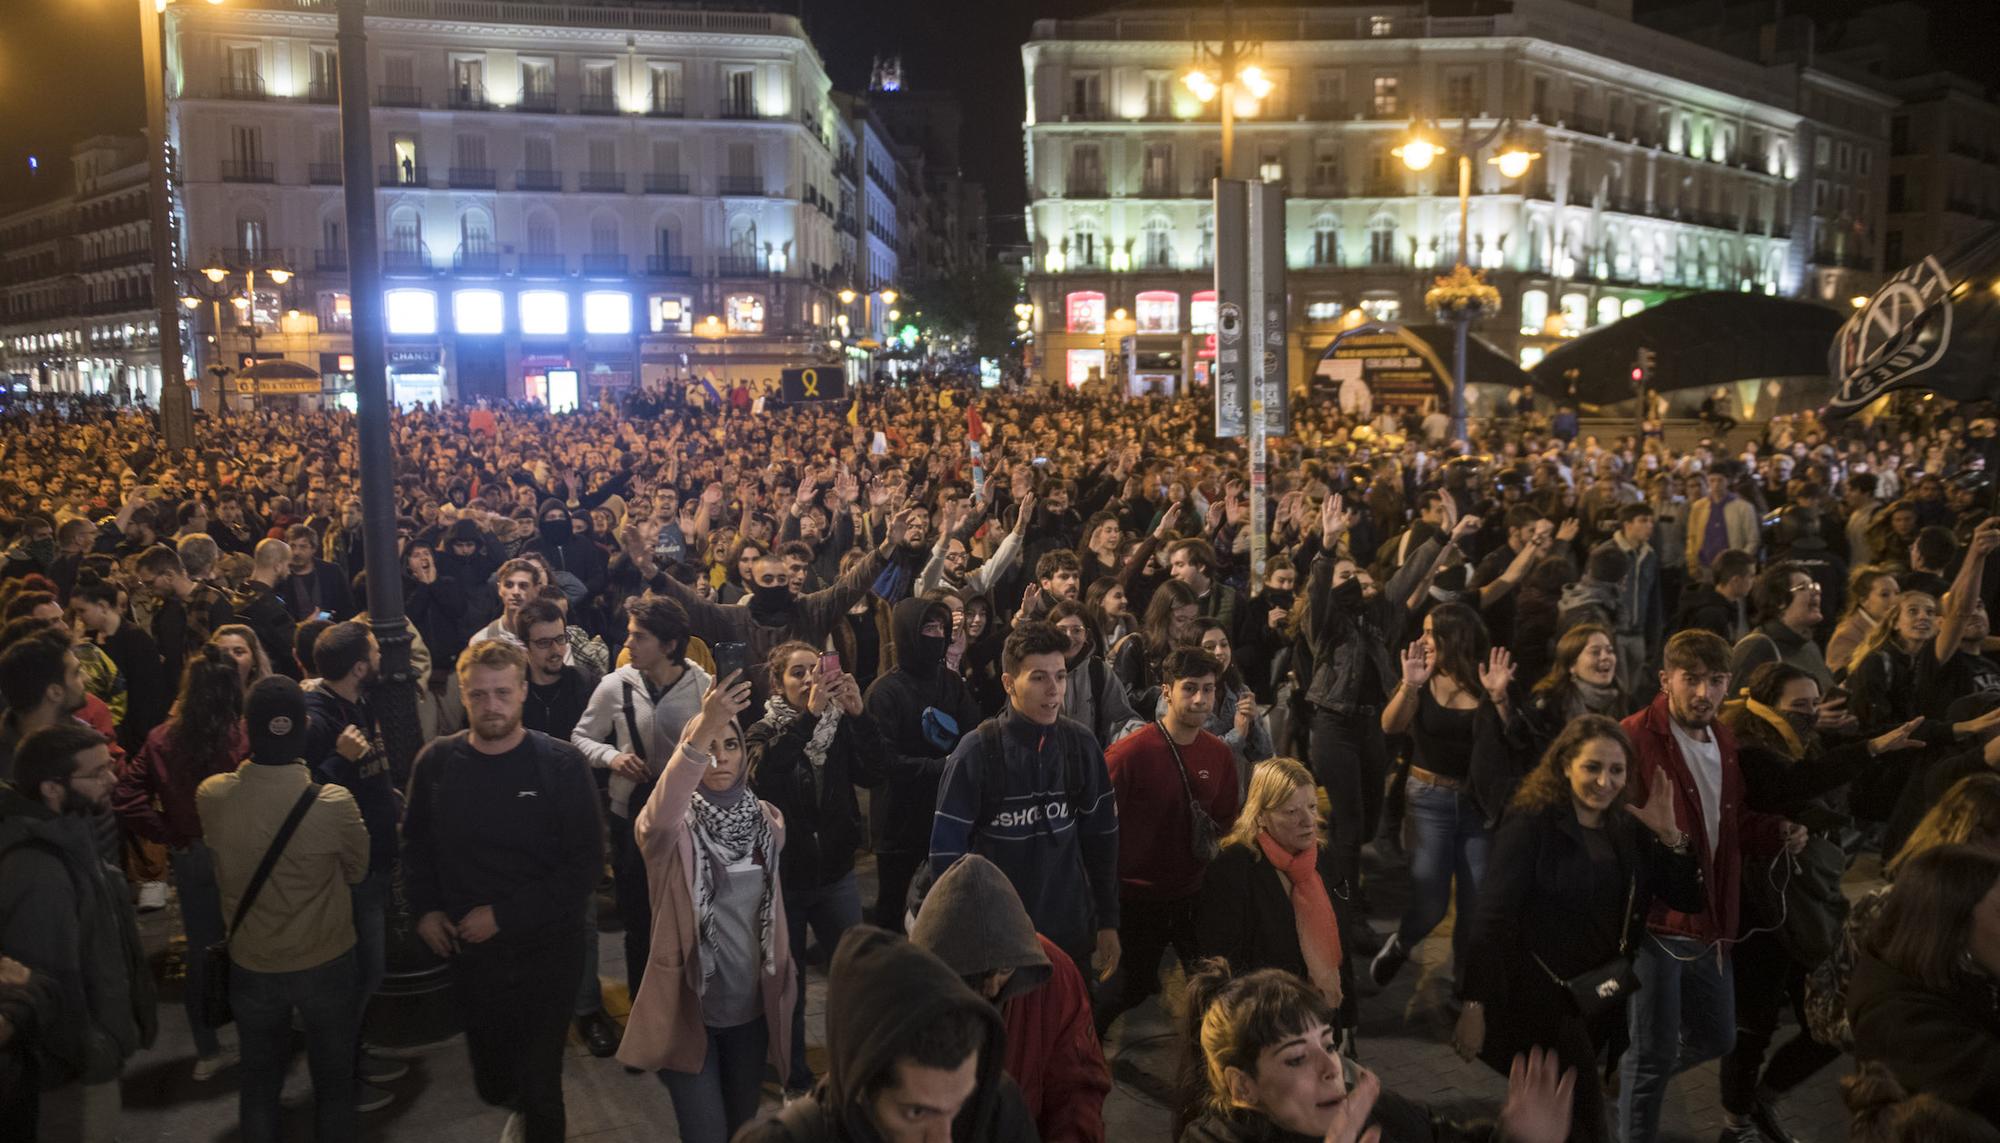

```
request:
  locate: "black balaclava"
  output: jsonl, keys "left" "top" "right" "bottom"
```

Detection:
{"left": 536, "top": 498, "right": 570, "bottom": 550}
{"left": 748, "top": 580, "right": 795, "bottom": 625}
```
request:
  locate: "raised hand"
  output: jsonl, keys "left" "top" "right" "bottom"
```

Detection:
{"left": 1623, "top": 766, "right": 1683, "bottom": 842}
{"left": 1816, "top": 695, "right": 1859, "bottom": 734}
{"left": 1013, "top": 493, "right": 1037, "bottom": 535}
{"left": 1556, "top": 517, "right": 1581, "bottom": 543}
{"left": 1497, "top": 1048, "right": 1577, "bottom": 1143}
{"left": 1321, "top": 493, "right": 1353, "bottom": 546}
{"left": 1976, "top": 517, "right": 2000, "bottom": 557}
{"left": 1478, "top": 647, "right": 1516, "bottom": 703}
{"left": 691, "top": 670, "right": 754, "bottom": 750}
{"left": 1450, "top": 513, "right": 1483, "bottom": 544}
{"left": 1867, "top": 716, "right": 1926, "bottom": 756}
{"left": 1399, "top": 640, "right": 1436, "bottom": 688}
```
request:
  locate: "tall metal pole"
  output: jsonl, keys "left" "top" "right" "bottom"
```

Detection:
{"left": 336, "top": 0, "right": 421, "bottom": 771}
{"left": 1218, "top": 0, "right": 1236, "bottom": 177}
{"left": 1452, "top": 150, "right": 1472, "bottom": 446}
{"left": 140, "top": 0, "right": 194, "bottom": 450}
{"left": 1246, "top": 188, "right": 1269, "bottom": 586}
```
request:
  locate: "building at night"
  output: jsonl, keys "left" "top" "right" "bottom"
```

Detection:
{"left": 157, "top": 0, "right": 936, "bottom": 409}
{"left": 0, "top": 136, "right": 168, "bottom": 399}
{"left": 1018, "top": 0, "right": 1893, "bottom": 397}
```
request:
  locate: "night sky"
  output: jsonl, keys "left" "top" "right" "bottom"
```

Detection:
{"left": 4, "top": 0, "right": 1996, "bottom": 240}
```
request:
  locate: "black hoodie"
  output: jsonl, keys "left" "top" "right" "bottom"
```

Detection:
{"left": 736, "top": 925, "right": 1037, "bottom": 1143}
{"left": 863, "top": 599, "right": 983, "bottom": 858}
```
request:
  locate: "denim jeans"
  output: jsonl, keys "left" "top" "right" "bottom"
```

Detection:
{"left": 658, "top": 1019, "right": 769, "bottom": 1142}
{"left": 168, "top": 843, "right": 226, "bottom": 1058}
{"left": 1618, "top": 934, "right": 1737, "bottom": 1143}
{"left": 575, "top": 922, "right": 604, "bottom": 1017}
{"left": 235, "top": 949, "right": 360, "bottom": 1143}
{"left": 349, "top": 869, "right": 388, "bottom": 1012}
{"left": 1393, "top": 776, "right": 1491, "bottom": 978}
{"left": 783, "top": 871, "right": 861, "bottom": 1090}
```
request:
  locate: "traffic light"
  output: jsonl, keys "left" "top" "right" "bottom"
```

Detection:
{"left": 1632, "top": 347, "right": 1657, "bottom": 388}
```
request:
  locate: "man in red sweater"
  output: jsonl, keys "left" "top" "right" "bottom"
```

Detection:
{"left": 911, "top": 854, "right": 1110, "bottom": 1143}
{"left": 1098, "top": 646, "right": 1241, "bottom": 1036}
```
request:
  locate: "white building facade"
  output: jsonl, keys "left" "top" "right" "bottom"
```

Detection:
{"left": 166, "top": 0, "right": 850, "bottom": 408}
{"left": 1022, "top": 0, "right": 1830, "bottom": 398}
{"left": 0, "top": 137, "right": 168, "bottom": 400}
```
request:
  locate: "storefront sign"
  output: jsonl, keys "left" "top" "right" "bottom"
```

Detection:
{"left": 1314, "top": 323, "right": 1453, "bottom": 410}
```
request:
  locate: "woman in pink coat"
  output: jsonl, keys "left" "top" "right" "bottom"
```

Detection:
{"left": 616, "top": 671, "right": 796, "bottom": 1141}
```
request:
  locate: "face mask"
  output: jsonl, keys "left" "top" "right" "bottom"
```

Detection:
{"left": 749, "top": 581, "right": 793, "bottom": 614}
{"left": 20, "top": 538, "right": 54, "bottom": 564}
{"left": 1781, "top": 710, "right": 1817, "bottom": 741}
{"left": 916, "top": 633, "right": 949, "bottom": 670}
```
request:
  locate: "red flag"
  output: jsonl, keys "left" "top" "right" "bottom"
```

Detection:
{"left": 967, "top": 406, "right": 985, "bottom": 443}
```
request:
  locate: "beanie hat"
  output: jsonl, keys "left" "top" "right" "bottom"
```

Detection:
{"left": 245, "top": 676, "right": 310, "bottom": 765}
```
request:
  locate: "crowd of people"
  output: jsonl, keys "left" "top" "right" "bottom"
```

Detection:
{"left": 2, "top": 383, "right": 2000, "bottom": 1143}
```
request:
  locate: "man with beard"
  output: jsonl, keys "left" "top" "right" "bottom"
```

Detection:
{"left": 282, "top": 525, "right": 356, "bottom": 623}
{"left": 918, "top": 494, "right": 1030, "bottom": 601}
{"left": 0, "top": 722, "right": 154, "bottom": 1141}
{"left": 233, "top": 539, "right": 301, "bottom": 679}
{"left": 300, "top": 622, "right": 406, "bottom": 1110}
{"left": 655, "top": 511, "right": 914, "bottom": 702}
{"left": 208, "top": 496, "right": 257, "bottom": 556}
{"left": 863, "top": 597, "right": 982, "bottom": 933}
{"left": 1618, "top": 629, "right": 1805, "bottom": 1143}
{"left": 0, "top": 632, "right": 88, "bottom": 781}
{"left": 403, "top": 640, "right": 601, "bottom": 1143}
{"left": 134, "top": 544, "right": 236, "bottom": 671}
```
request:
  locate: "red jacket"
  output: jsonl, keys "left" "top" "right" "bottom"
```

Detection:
{"left": 1622, "top": 693, "right": 1787, "bottom": 947}
{"left": 1105, "top": 723, "right": 1240, "bottom": 900}
{"left": 113, "top": 721, "right": 249, "bottom": 850}
{"left": 1003, "top": 934, "right": 1110, "bottom": 1143}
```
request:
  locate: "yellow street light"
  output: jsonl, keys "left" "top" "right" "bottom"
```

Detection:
{"left": 1490, "top": 146, "right": 1541, "bottom": 180}
{"left": 887, "top": 309, "right": 900, "bottom": 321}
{"left": 1181, "top": 69, "right": 1219, "bottom": 104}
{"left": 1237, "top": 65, "right": 1274, "bottom": 100}
{"left": 180, "top": 296, "right": 202, "bottom": 309}
{"left": 1849, "top": 295, "right": 1869, "bottom": 308}
{"left": 1395, "top": 135, "right": 1442, "bottom": 172}
{"left": 878, "top": 288, "right": 898, "bottom": 305}
{"left": 203, "top": 266, "right": 228, "bottom": 284}
{"left": 838, "top": 288, "right": 857, "bottom": 304}
{"left": 267, "top": 268, "right": 293, "bottom": 285}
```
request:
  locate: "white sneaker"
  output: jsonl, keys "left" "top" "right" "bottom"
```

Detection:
{"left": 192, "top": 1045, "right": 240, "bottom": 1082}
{"left": 499, "top": 1111, "right": 526, "bottom": 1143}
{"left": 137, "top": 881, "right": 168, "bottom": 912}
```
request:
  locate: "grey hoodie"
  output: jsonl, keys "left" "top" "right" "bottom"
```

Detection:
{"left": 571, "top": 660, "right": 713, "bottom": 816}
{"left": 909, "top": 853, "right": 1052, "bottom": 1003}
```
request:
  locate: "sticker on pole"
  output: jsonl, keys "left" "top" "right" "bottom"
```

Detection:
{"left": 1218, "top": 303, "right": 1242, "bottom": 345}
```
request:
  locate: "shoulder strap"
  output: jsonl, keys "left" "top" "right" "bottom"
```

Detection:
{"left": 621, "top": 680, "right": 647, "bottom": 764}
{"left": 227, "top": 783, "right": 322, "bottom": 941}
{"left": 1154, "top": 721, "right": 1201, "bottom": 807}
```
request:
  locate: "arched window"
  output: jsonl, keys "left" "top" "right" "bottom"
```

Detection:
{"left": 387, "top": 206, "right": 422, "bottom": 253}
{"left": 590, "top": 213, "right": 620, "bottom": 256}
{"left": 235, "top": 208, "right": 268, "bottom": 258}
{"left": 1312, "top": 214, "right": 1340, "bottom": 266}
{"left": 1069, "top": 217, "right": 1101, "bottom": 267}
{"left": 1367, "top": 214, "right": 1397, "bottom": 265}
{"left": 459, "top": 207, "right": 494, "bottom": 253}
{"left": 525, "top": 211, "right": 558, "bottom": 255}
{"left": 1526, "top": 217, "right": 1549, "bottom": 272}
{"left": 1141, "top": 216, "right": 1174, "bottom": 269}
{"left": 1594, "top": 296, "right": 1622, "bottom": 327}
{"left": 728, "top": 217, "right": 759, "bottom": 260}
{"left": 1519, "top": 288, "right": 1549, "bottom": 335}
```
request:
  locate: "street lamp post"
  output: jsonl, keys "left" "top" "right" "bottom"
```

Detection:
{"left": 197, "top": 262, "right": 290, "bottom": 408}
{"left": 1177, "top": 0, "right": 1273, "bottom": 180}
{"left": 1396, "top": 117, "right": 1539, "bottom": 444}
{"left": 138, "top": 0, "right": 201, "bottom": 450}
{"left": 838, "top": 286, "right": 897, "bottom": 382}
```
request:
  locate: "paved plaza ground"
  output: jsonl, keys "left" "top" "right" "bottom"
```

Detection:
{"left": 119, "top": 840, "right": 1860, "bottom": 1142}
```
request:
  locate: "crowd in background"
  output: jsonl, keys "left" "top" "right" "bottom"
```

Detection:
{"left": 2, "top": 382, "right": 2000, "bottom": 1143}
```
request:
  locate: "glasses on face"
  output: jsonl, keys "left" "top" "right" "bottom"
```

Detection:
{"left": 527, "top": 636, "right": 565, "bottom": 651}
{"left": 1789, "top": 582, "right": 1822, "bottom": 596}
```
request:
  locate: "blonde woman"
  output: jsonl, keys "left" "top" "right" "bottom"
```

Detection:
{"left": 1195, "top": 758, "right": 1353, "bottom": 1036}
{"left": 1827, "top": 566, "right": 1901, "bottom": 674}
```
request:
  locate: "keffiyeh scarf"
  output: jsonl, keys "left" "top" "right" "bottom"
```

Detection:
{"left": 760, "top": 694, "right": 842, "bottom": 774}
{"left": 688, "top": 785, "right": 779, "bottom": 992}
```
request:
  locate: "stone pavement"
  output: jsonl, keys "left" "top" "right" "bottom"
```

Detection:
{"left": 118, "top": 842, "right": 1858, "bottom": 1142}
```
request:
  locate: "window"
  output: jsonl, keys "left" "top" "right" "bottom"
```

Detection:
{"left": 1836, "top": 141, "right": 1852, "bottom": 173}
{"left": 583, "top": 291, "right": 631, "bottom": 335}
{"left": 1558, "top": 292, "right": 1588, "bottom": 335}
{"left": 1258, "top": 146, "right": 1284, "bottom": 184}
{"left": 652, "top": 141, "right": 681, "bottom": 177}
{"left": 1311, "top": 216, "right": 1340, "bottom": 266}
{"left": 1141, "top": 217, "right": 1173, "bottom": 267}
{"left": 1369, "top": 14, "right": 1394, "bottom": 35}
{"left": 583, "top": 62, "right": 615, "bottom": 100}
{"left": 589, "top": 216, "right": 619, "bottom": 255}
{"left": 1814, "top": 136, "right": 1830, "bottom": 169}
{"left": 1358, "top": 295, "right": 1399, "bottom": 322}
{"left": 648, "top": 294, "right": 691, "bottom": 333}
{"left": 729, "top": 218, "right": 759, "bottom": 261}
{"left": 1890, "top": 116, "right": 1909, "bottom": 154}
{"left": 1065, "top": 349, "right": 1106, "bottom": 388}
{"left": 1070, "top": 144, "right": 1102, "bottom": 193}
{"left": 1305, "top": 300, "right": 1342, "bottom": 322}
{"left": 384, "top": 288, "right": 437, "bottom": 335}
{"left": 1885, "top": 230, "right": 1903, "bottom": 267}
{"left": 1594, "top": 296, "right": 1621, "bottom": 327}
{"left": 1443, "top": 70, "right": 1477, "bottom": 118}
{"left": 321, "top": 217, "right": 343, "bottom": 255}
{"left": 453, "top": 134, "right": 487, "bottom": 171}
{"left": 1313, "top": 70, "right": 1344, "bottom": 113}
{"left": 1135, "top": 290, "right": 1178, "bottom": 333}
{"left": 1519, "top": 288, "right": 1549, "bottom": 334}
{"left": 309, "top": 47, "right": 338, "bottom": 97}
{"left": 1191, "top": 290, "right": 1217, "bottom": 334}
{"left": 230, "top": 125, "right": 263, "bottom": 165}
{"left": 1313, "top": 144, "right": 1341, "bottom": 190}
{"left": 459, "top": 209, "right": 494, "bottom": 253}
{"left": 384, "top": 54, "right": 415, "bottom": 90}
{"left": 1858, "top": 148, "right": 1872, "bottom": 177}
{"left": 391, "top": 135, "right": 420, "bottom": 183}
{"left": 520, "top": 290, "right": 569, "bottom": 336}
{"left": 724, "top": 67, "right": 755, "bottom": 114}
{"left": 387, "top": 207, "right": 422, "bottom": 253}
{"left": 727, "top": 142, "right": 756, "bottom": 180}
{"left": 453, "top": 57, "right": 484, "bottom": 101}
{"left": 649, "top": 64, "right": 682, "bottom": 112}
{"left": 318, "top": 291, "right": 351, "bottom": 332}
{"left": 1142, "top": 143, "right": 1173, "bottom": 194}
{"left": 236, "top": 210, "right": 266, "bottom": 257}
{"left": 316, "top": 129, "right": 340, "bottom": 166}
{"left": 227, "top": 44, "right": 261, "bottom": 92}
{"left": 1371, "top": 75, "right": 1399, "bottom": 117}
{"left": 524, "top": 136, "right": 555, "bottom": 174}
{"left": 1069, "top": 219, "right": 1100, "bottom": 267}
{"left": 1069, "top": 72, "right": 1102, "bottom": 116}
{"left": 1367, "top": 216, "right": 1397, "bottom": 264}
{"left": 454, "top": 289, "right": 504, "bottom": 335}
{"left": 521, "top": 60, "right": 554, "bottom": 100}
{"left": 588, "top": 139, "right": 617, "bottom": 173}
{"left": 725, "top": 292, "right": 765, "bottom": 332}
{"left": 1065, "top": 290, "right": 1105, "bottom": 334}
{"left": 1145, "top": 72, "right": 1171, "bottom": 118}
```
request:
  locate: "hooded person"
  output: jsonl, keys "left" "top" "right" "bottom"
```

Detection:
{"left": 910, "top": 855, "right": 1111, "bottom": 1143}
{"left": 1556, "top": 545, "right": 1627, "bottom": 640}
{"left": 736, "top": 924, "right": 1039, "bottom": 1143}
{"left": 862, "top": 598, "right": 982, "bottom": 932}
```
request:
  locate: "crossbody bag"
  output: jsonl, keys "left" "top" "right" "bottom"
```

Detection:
{"left": 202, "top": 783, "right": 322, "bottom": 1027}
{"left": 1532, "top": 875, "right": 1639, "bottom": 1019}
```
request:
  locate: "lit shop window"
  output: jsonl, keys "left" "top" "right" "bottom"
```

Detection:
{"left": 453, "top": 289, "right": 504, "bottom": 335}
{"left": 1134, "top": 290, "right": 1178, "bottom": 333}
{"left": 1190, "top": 290, "right": 1217, "bottom": 334}
{"left": 384, "top": 288, "right": 437, "bottom": 336}
{"left": 583, "top": 291, "right": 632, "bottom": 335}
{"left": 1065, "top": 290, "right": 1105, "bottom": 334}
{"left": 520, "top": 290, "right": 569, "bottom": 337}
{"left": 725, "top": 292, "right": 765, "bottom": 333}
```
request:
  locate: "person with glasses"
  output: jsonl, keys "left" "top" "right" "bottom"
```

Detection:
{"left": 1727, "top": 563, "right": 1840, "bottom": 695}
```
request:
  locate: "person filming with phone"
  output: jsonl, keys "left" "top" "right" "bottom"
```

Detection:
{"left": 746, "top": 642, "right": 893, "bottom": 1096}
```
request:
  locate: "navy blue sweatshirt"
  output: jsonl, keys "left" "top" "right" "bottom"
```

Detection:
{"left": 928, "top": 709, "right": 1120, "bottom": 957}
{"left": 303, "top": 686, "right": 398, "bottom": 877}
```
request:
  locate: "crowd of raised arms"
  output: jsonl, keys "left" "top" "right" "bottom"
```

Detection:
{"left": 3, "top": 381, "right": 2000, "bottom": 1143}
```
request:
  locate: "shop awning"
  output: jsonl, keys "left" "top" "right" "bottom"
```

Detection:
{"left": 238, "top": 359, "right": 323, "bottom": 395}
{"left": 1529, "top": 291, "right": 1844, "bottom": 406}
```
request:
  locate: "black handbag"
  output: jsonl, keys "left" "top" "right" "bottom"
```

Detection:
{"left": 1533, "top": 876, "right": 1640, "bottom": 1019}
{"left": 1155, "top": 722, "right": 1222, "bottom": 865}
{"left": 201, "top": 784, "right": 321, "bottom": 1028}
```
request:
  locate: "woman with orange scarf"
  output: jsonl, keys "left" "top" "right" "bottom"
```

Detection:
{"left": 1196, "top": 758, "right": 1355, "bottom": 1046}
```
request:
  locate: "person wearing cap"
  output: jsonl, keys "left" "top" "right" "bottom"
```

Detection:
{"left": 910, "top": 854, "right": 1110, "bottom": 1143}
{"left": 196, "top": 676, "right": 371, "bottom": 1143}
